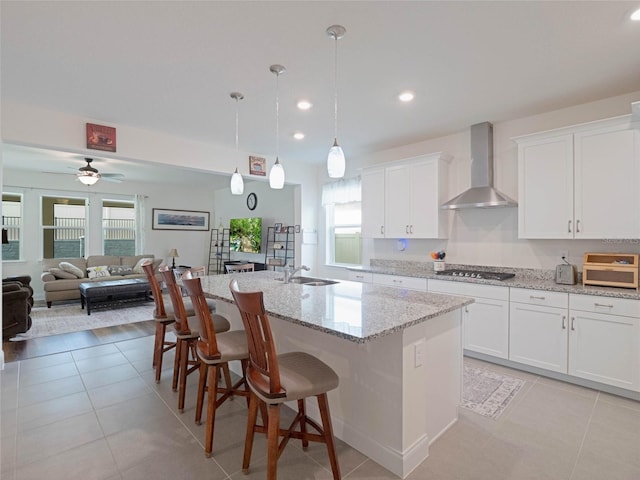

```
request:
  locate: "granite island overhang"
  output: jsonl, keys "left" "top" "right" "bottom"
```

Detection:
{"left": 199, "top": 270, "right": 473, "bottom": 478}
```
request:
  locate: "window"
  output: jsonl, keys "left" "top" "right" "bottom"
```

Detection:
{"left": 323, "top": 177, "right": 362, "bottom": 266}
{"left": 2, "top": 193, "right": 23, "bottom": 261}
{"left": 42, "top": 196, "right": 87, "bottom": 258}
{"left": 103, "top": 200, "right": 135, "bottom": 255}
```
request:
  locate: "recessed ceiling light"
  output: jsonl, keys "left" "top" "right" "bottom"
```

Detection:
{"left": 293, "top": 132, "right": 305, "bottom": 140}
{"left": 631, "top": 7, "right": 640, "bottom": 20}
{"left": 398, "top": 91, "right": 415, "bottom": 102}
{"left": 297, "top": 100, "right": 313, "bottom": 110}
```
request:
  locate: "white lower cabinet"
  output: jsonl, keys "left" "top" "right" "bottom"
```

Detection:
{"left": 348, "top": 271, "right": 372, "bottom": 283}
{"left": 372, "top": 273, "right": 427, "bottom": 291}
{"left": 568, "top": 295, "right": 640, "bottom": 392}
{"left": 429, "top": 280, "right": 509, "bottom": 359}
{"left": 509, "top": 289, "right": 569, "bottom": 373}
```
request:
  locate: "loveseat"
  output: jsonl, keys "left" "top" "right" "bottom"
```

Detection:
{"left": 41, "top": 254, "right": 162, "bottom": 307}
{"left": 3, "top": 275, "right": 34, "bottom": 339}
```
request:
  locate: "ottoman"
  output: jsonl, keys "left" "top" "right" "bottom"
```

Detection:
{"left": 79, "top": 278, "right": 152, "bottom": 315}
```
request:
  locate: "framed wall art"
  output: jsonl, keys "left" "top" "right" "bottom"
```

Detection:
{"left": 249, "top": 155, "right": 266, "bottom": 176}
{"left": 152, "top": 208, "right": 210, "bottom": 231}
{"left": 86, "top": 123, "right": 116, "bottom": 152}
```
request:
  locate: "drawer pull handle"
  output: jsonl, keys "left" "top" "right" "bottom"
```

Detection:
{"left": 530, "top": 295, "right": 546, "bottom": 300}
{"left": 562, "top": 315, "right": 566, "bottom": 329}
{"left": 380, "top": 226, "right": 384, "bottom": 235}
{"left": 571, "top": 317, "right": 575, "bottom": 331}
{"left": 576, "top": 220, "right": 581, "bottom": 233}
{"left": 594, "top": 303, "right": 614, "bottom": 308}
{"left": 568, "top": 220, "right": 572, "bottom": 233}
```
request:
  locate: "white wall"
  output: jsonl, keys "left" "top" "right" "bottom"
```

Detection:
{"left": 323, "top": 90, "right": 640, "bottom": 273}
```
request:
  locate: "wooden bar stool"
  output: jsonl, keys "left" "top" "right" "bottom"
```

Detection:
{"left": 143, "top": 263, "right": 228, "bottom": 384}
{"left": 160, "top": 268, "right": 231, "bottom": 412}
{"left": 182, "top": 275, "right": 251, "bottom": 457}
{"left": 229, "top": 279, "right": 341, "bottom": 480}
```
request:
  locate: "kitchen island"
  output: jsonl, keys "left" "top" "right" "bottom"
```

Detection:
{"left": 200, "top": 270, "right": 473, "bottom": 478}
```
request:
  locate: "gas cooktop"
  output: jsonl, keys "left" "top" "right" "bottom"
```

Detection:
{"left": 436, "top": 270, "right": 515, "bottom": 281}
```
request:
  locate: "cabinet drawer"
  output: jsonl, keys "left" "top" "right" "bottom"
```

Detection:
{"left": 570, "top": 294, "right": 640, "bottom": 318}
{"left": 348, "top": 271, "right": 372, "bottom": 283}
{"left": 429, "top": 279, "right": 509, "bottom": 301}
{"left": 372, "top": 273, "right": 427, "bottom": 291}
{"left": 510, "top": 288, "right": 568, "bottom": 309}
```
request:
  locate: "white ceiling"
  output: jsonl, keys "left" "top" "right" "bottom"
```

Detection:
{"left": 2, "top": 1, "right": 640, "bottom": 184}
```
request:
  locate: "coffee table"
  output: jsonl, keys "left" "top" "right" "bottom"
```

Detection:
{"left": 79, "top": 278, "right": 152, "bottom": 315}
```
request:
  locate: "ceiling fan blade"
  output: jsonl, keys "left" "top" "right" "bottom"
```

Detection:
{"left": 100, "top": 176, "right": 124, "bottom": 183}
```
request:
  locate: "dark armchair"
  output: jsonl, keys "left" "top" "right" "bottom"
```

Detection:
{"left": 3, "top": 275, "right": 33, "bottom": 340}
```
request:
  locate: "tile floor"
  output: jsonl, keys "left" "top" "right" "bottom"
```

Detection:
{"left": 2, "top": 335, "right": 640, "bottom": 480}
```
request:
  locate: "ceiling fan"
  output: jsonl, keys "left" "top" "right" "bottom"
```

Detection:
{"left": 75, "top": 158, "right": 124, "bottom": 185}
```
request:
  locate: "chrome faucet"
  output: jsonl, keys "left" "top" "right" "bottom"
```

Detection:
{"left": 284, "top": 264, "right": 310, "bottom": 283}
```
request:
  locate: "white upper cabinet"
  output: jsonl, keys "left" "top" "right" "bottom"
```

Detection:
{"left": 515, "top": 116, "right": 640, "bottom": 239}
{"left": 362, "top": 152, "right": 451, "bottom": 239}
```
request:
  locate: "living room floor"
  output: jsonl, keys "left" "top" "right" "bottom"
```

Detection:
{"left": 2, "top": 330, "right": 640, "bottom": 480}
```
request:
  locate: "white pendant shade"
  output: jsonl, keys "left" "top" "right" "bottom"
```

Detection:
{"left": 269, "top": 158, "right": 285, "bottom": 189}
{"left": 230, "top": 168, "right": 244, "bottom": 195}
{"left": 327, "top": 139, "right": 345, "bottom": 178}
{"left": 77, "top": 173, "right": 100, "bottom": 185}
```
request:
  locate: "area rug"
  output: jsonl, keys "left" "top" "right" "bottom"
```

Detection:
{"left": 462, "top": 365, "right": 525, "bottom": 419}
{"left": 11, "top": 303, "right": 155, "bottom": 341}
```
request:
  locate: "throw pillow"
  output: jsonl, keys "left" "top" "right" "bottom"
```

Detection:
{"left": 48, "top": 267, "right": 77, "bottom": 280}
{"left": 133, "top": 257, "right": 153, "bottom": 274}
{"left": 87, "top": 266, "right": 111, "bottom": 279}
{"left": 59, "top": 261, "right": 85, "bottom": 279}
{"left": 108, "top": 265, "right": 133, "bottom": 276}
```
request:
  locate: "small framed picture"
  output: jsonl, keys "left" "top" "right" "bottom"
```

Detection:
{"left": 294, "top": 225, "right": 301, "bottom": 233}
{"left": 287, "top": 226, "right": 295, "bottom": 234}
{"left": 274, "top": 222, "right": 282, "bottom": 231}
{"left": 86, "top": 123, "right": 116, "bottom": 152}
{"left": 249, "top": 155, "right": 266, "bottom": 176}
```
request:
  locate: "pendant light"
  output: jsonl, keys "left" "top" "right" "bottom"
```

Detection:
{"left": 229, "top": 91, "right": 245, "bottom": 195}
{"left": 327, "top": 24, "right": 346, "bottom": 178}
{"left": 269, "top": 64, "right": 286, "bottom": 189}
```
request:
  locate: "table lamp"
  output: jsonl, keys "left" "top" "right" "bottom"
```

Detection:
{"left": 168, "top": 248, "right": 179, "bottom": 270}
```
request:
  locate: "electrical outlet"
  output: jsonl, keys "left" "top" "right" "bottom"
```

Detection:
{"left": 414, "top": 340, "right": 425, "bottom": 368}
{"left": 559, "top": 250, "right": 569, "bottom": 261}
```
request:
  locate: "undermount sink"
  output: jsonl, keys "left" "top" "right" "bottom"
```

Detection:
{"left": 288, "top": 277, "right": 339, "bottom": 286}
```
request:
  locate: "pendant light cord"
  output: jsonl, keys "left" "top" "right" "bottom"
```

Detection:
{"left": 235, "top": 97, "right": 239, "bottom": 152}
{"left": 333, "top": 35, "right": 339, "bottom": 140}
{"left": 276, "top": 71, "right": 280, "bottom": 158}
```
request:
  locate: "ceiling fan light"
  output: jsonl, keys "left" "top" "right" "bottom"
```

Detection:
{"left": 77, "top": 172, "right": 100, "bottom": 185}
{"left": 327, "top": 139, "right": 345, "bottom": 178}
{"left": 269, "top": 158, "right": 285, "bottom": 189}
{"left": 230, "top": 168, "right": 244, "bottom": 195}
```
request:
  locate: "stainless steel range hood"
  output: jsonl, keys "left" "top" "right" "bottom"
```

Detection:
{"left": 441, "top": 122, "right": 517, "bottom": 210}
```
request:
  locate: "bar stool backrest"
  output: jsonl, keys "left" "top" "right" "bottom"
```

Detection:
{"left": 229, "top": 279, "right": 285, "bottom": 399}
{"left": 142, "top": 261, "right": 166, "bottom": 318}
{"left": 182, "top": 276, "right": 220, "bottom": 360}
{"left": 161, "top": 268, "right": 192, "bottom": 335}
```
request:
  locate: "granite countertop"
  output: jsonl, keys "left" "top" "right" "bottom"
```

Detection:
{"left": 346, "top": 263, "right": 640, "bottom": 300}
{"left": 200, "top": 270, "right": 473, "bottom": 344}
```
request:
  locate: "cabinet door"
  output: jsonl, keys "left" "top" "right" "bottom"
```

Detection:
{"left": 509, "top": 303, "right": 568, "bottom": 373}
{"left": 517, "top": 134, "right": 574, "bottom": 238}
{"left": 464, "top": 298, "right": 510, "bottom": 359}
{"left": 384, "top": 164, "right": 412, "bottom": 238}
{"left": 409, "top": 160, "right": 442, "bottom": 238}
{"left": 568, "top": 310, "right": 640, "bottom": 391}
{"left": 574, "top": 127, "right": 640, "bottom": 239}
{"left": 361, "top": 169, "right": 386, "bottom": 238}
